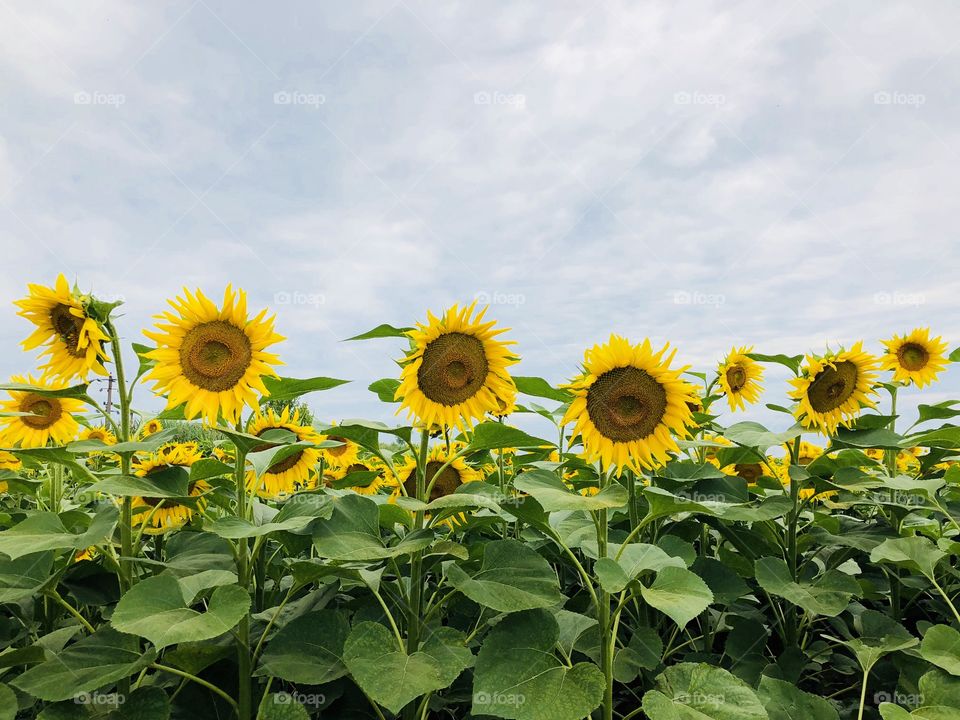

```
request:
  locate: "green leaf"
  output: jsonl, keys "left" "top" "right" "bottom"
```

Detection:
{"left": 112, "top": 574, "right": 250, "bottom": 649}
{"left": 871, "top": 536, "right": 946, "bottom": 580}
{"left": 472, "top": 609, "right": 604, "bottom": 720}
{"left": 831, "top": 610, "right": 916, "bottom": 672}
{"left": 87, "top": 474, "right": 189, "bottom": 498}
{"left": 105, "top": 687, "right": 170, "bottom": 720}
{"left": 445, "top": 539, "right": 564, "bottom": 612}
{"left": 640, "top": 567, "right": 713, "bottom": 628}
{"left": 614, "top": 627, "right": 663, "bottom": 682}
{"left": 514, "top": 469, "right": 626, "bottom": 511}
{"left": 11, "top": 626, "right": 156, "bottom": 702}
{"left": 465, "top": 422, "right": 552, "bottom": 452}
{"left": 260, "top": 376, "right": 349, "bottom": 404}
{"left": 0, "top": 382, "right": 90, "bottom": 400}
{"left": 755, "top": 557, "right": 860, "bottom": 617}
{"left": 259, "top": 697, "right": 311, "bottom": 719}
{"left": 255, "top": 611, "right": 349, "bottom": 684}
{"left": 832, "top": 426, "right": 904, "bottom": 450}
{"left": 343, "top": 622, "right": 471, "bottom": 714}
{"left": 921, "top": 625, "right": 960, "bottom": 676}
{"left": 747, "top": 353, "right": 804, "bottom": 374}
{"left": 723, "top": 421, "right": 803, "bottom": 450}
{"left": 205, "top": 515, "right": 314, "bottom": 539}
{"left": 369, "top": 378, "right": 401, "bottom": 403}
{"left": 0, "top": 551, "right": 53, "bottom": 602}
{"left": 0, "top": 683, "right": 15, "bottom": 720}
{"left": 907, "top": 427, "right": 960, "bottom": 450}
{"left": 513, "top": 376, "right": 572, "bottom": 403}
{"left": 345, "top": 324, "right": 413, "bottom": 341}
{"left": 643, "top": 662, "right": 768, "bottom": 720}
{"left": 0, "top": 505, "right": 118, "bottom": 559}
{"left": 312, "top": 493, "right": 433, "bottom": 561}
{"left": 916, "top": 401, "right": 960, "bottom": 425}
{"left": 758, "top": 675, "right": 839, "bottom": 720}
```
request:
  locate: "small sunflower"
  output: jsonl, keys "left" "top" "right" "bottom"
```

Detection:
{"left": 394, "top": 445, "right": 482, "bottom": 502}
{"left": 0, "top": 374, "right": 84, "bottom": 448}
{"left": 721, "top": 461, "right": 768, "bottom": 485}
{"left": 334, "top": 457, "right": 393, "bottom": 495}
{"left": 143, "top": 286, "right": 284, "bottom": 425}
{"left": 718, "top": 346, "right": 764, "bottom": 412}
{"left": 319, "top": 423, "right": 361, "bottom": 469}
{"left": 79, "top": 425, "right": 118, "bottom": 446}
{"left": 769, "top": 457, "right": 835, "bottom": 502}
{"left": 789, "top": 343, "right": 879, "bottom": 435}
{"left": 562, "top": 335, "right": 697, "bottom": 473}
{"left": 245, "top": 406, "right": 322, "bottom": 500}
{"left": 137, "top": 418, "right": 164, "bottom": 439}
{"left": 0, "top": 451, "right": 22, "bottom": 472}
{"left": 782, "top": 440, "right": 823, "bottom": 466}
{"left": 395, "top": 302, "right": 518, "bottom": 431}
{"left": 14, "top": 274, "right": 110, "bottom": 381}
{"left": 881, "top": 328, "right": 949, "bottom": 388}
{"left": 132, "top": 444, "right": 208, "bottom": 534}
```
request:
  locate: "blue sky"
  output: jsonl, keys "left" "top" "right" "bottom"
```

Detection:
{"left": 1, "top": 1, "right": 958, "bottom": 437}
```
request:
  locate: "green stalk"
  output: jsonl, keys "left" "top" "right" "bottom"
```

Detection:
{"left": 233, "top": 445, "right": 252, "bottom": 720}
{"left": 404, "top": 430, "right": 430, "bottom": 720}
{"left": 596, "top": 465, "right": 614, "bottom": 720}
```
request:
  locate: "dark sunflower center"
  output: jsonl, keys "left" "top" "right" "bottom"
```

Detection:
{"left": 19, "top": 393, "right": 62, "bottom": 429}
{"left": 88, "top": 431, "right": 105, "bottom": 441}
{"left": 586, "top": 366, "right": 667, "bottom": 442}
{"left": 897, "top": 343, "right": 929, "bottom": 372}
{"left": 735, "top": 463, "right": 763, "bottom": 483}
{"left": 726, "top": 365, "right": 747, "bottom": 392}
{"left": 49, "top": 303, "right": 86, "bottom": 357}
{"left": 325, "top": 435, "right": 350, "bottom": 458}
{"left": 417, "top": 332, "right": 489, "bottom": 406}
{"left": 179, "top": 321, "right": 253, "bottom": 392}
{"left": 253, "top": 428, "right": 304, "bottom": 474}
{"left": 403, "top": 460, "right": 462, "bottom": 501}
{"left": 807, "top": 360, "right": 858, "bottom": 412}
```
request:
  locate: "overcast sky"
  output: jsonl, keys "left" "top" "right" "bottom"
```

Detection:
{"left": 1, "top": 1, "right": 958, "bottom": 436}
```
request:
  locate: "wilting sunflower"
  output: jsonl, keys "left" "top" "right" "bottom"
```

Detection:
{"left": 718, "top": 346, "right": 764, "bottom": 412}
{"left": 0, "top": 374, "right": 84, "bottom": 448}
{"left": 395, "top": 302, "right": 518, "bottom": 431}
{"left": 15, "top": 274, "right": 110, "bottom": 381}
{"left": 562, "top": 335, "right": 697, "bottom": 473}
{"left": 131, "top": 443, "right": 208, "bottom": 534}
{"left": 789, "top": 343, "right": 879, "bottom": 435}
{"left": 143, "top": 286, "right": 284, "bottom": 425}
{"left": 245, "top": 406, "right": 322, "bottom": 499}
{"left": 138, "top": 418, "right": 164, "bottom": 439}
{"left": 79, "top": 425, "right": 118, "bottom": 446}
{"left": 881, "top": 328, "right": 949, "bottom": 388}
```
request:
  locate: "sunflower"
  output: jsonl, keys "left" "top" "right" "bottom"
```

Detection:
{"left": 394, "top": 445, "right": 482, "bottom": 502}
{"left": 0, "top": 450, "right": 20, "bottom": 494}
{"left": 863, "top": 447, "right": 921, "bottom": 475}
{"left": 722, "top": 461, "right": 768, "bottom": 485}
{"left": 137, "top": 418, "right": 164, "bottom": 439}
{"left": 395, "top": 302, "right": 518, "bottom": 431}
{"left": 881, "top": 328, "right": 949, "bottom": 388}
{"left": 788, "top": 343, "right": 879, "bottom": 435}
{"left": 562, "top": 335, "right": 697, "bottom": 473}
{"left": 131, "top": 443, "right": 208, "bottom": 534}
{"left": 245, "top": 406, "right": 322, "bottom": 499}
{"left": 333, "top": 457, "right": 393, "bottom": 495}
{"left": 769, "top": 457, "right": 835, "bottom": 502}
{"left": 0, "top": 374, "right": 84, "bottom": 448}
{"left": 79, "top": 425, "right": 118, "bottom": 446}
{"left": 319, "top": 423, "right": 361, "bottom": 470}
{"left": 143, "top": 286, "right": 284, "bottom": 425}
{"left": 718, "top": 346, "right": 764, "bottom": 412}
{"left": 782, "top": 440, "right": 823, "bottom": 466}
{"left": 14, "top": 275, "right": 110, "bottom": 381}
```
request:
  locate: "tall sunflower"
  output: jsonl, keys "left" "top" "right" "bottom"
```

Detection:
{"left": 143, "top": 286, "right": 284, "bottom": 425}
{"left": 562, "top": 335, "right": 697, "bottom": 473}
{"left": 131, "top": 443, "right": 209, "bottom": 534}
{"left": 245, "top": 406, "right": 322, "bottom": 499}
{"left": 718, "top": 346, "right": 764, "bottom": 412}
{"left": 0, "top": 374, "right": 84, "bottom": 448}
{"left": 395, "top": 302, "right": 518, "bottom": 431}
{"left": 14, "top": 275, "right": 110, "bottom": 381}
{"left": 881, "top": 328, "right": 949, "bottom": 388}
{"left": 789, "top": 343, "right": 879, "bottom": 435}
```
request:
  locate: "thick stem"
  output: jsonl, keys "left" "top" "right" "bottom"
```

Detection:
{"left": 596, "top": 466, "right": 614, "bottom": 720}
{"left": 404, "top": 430, "right": 430, "bottom": 720}
{"left": 234, "top": 446, "right": 252, "bottom": 720}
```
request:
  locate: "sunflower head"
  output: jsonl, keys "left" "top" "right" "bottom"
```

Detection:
{"left": 0, "top": 374, "right": 84, "bottom": 448}
{"left": 782, "top": 440, "right": 823, "bottom": 466}
{"left": 881, "top": 328, "right": 949, "bottom": 388}
{"left": 319, "top": 422, "right": 361, "bottom": 470}
{"left": 561, "top": 335, "right": 697, "bottom": 474}
{"left": 80, "top": 426, "right": 118, "bottom": 446}
{"left": 395, "top": 302, "right": 518, "bottom": 431}
{"left": 132, "top": 444, "right": 208, "bottom": 534}
{"left": 789, "top": 343, "right": 879, "bottom": 435}
{"left": 0, "top": 450, "right": 22, "bottom": 472}
{"left": 15, "top": 275, "right": 110, "bottom": 381}
{"left": 143, "top": 286, "right": 284, "bottom": 425}
{"left": 337, "top": 457, "right": 392, "bottom": 495}
{"left": 396, "top": 445, "right": 481, "bottom": 502}
{"left": 138, "top": 418, "right": 164, "bottom": 439}
{"left": 718, "top": 346, "right": 764, "bottom": 412}
{"left": 245, "top": 406, "right": 322, "bottom": 499}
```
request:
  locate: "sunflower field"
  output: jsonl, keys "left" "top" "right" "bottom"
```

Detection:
{"left": 0, "top": 276, "right": 959, "bottom": 720}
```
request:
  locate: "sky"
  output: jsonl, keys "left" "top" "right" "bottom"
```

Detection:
{"left": 1, "top": 0, "right": 958, "bottom": 438}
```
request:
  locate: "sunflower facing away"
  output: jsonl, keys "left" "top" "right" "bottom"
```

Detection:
{"left": 881, "top": 328, "right": 949, "bottom": 388}
{"left": 132, "top": 443, "right": 209, "bottom": 534}
{"left": 718, "top": 346, "right": 764, "bottom": 412}
{"left": 0, "top": 374, "right": 84, "bottom": 448}
{"left": 14, "top": 274, "right": 110, "bottom": 381}
{"left": 138, "top": 418, "right": 164, "bottom": 439}
{"left": 245, "top": 406, "right": 323, "bottom": 499}
{"left": 395, "top": 302, "right": 518, "bottom": 431}
{"left": 789, "top": 343, "right": 879, "bottom": 435}
{"left": 143, "top": 286, "right": 284, "bottom": 425}
{"left": 562, "top": 335, "right": 698, "bottom": 473}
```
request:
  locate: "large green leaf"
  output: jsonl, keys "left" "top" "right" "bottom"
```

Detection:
{"left": 758, "top": 676, "right": 839, "bottom": 720}
{"left": 260, "top": 376, "right": 349, "bottom": 404}
{"left": 0, "top": 505, "right": 118, "bottom": 559}
{"left": 205, "top": 515, "right": 314, "bottom": 539}
{"left": 445, "top": 539, "right": 564, "bottom": 612}
{"left": 723, "top": 421, "right": 802, "bottom": 450}
{"left": 0, "top": 551, "right": 53, "bottom": 602}
{"left": 312, "top": 493, "right": 433, "bottom": 561}
{"left": 642, "top": 662, "right": 768, "bottom": 720}
{"left": 87, "top": 474, "right": 190, "bottom": 498}
{"left": 870, "top": 536, "right": 946, "bottom": 580}
{"left": 344, "top": 324, "right": 413, "bottom": 341}
{"left": 105, "top": 687, "right": 170, "bottom": 720}
{"left": 472, "top": 609, "right": 604, "bottom": 720}
{"left": 112, "top": 574, "right": 250, "bottom": 649}
{"left": 921, "top": 625, "right": 960, "bottom": 676}
{"left": 260, "top": 697, "right": 311, "bottom": 719}
{"left": 640, "top": 567, "right": 713, "bottom": 628}
{"left": 755, "top": 557, "right": 860, "bottom": 617}
{"left": 513, "top": 376, "right": 572, "bottom": 403}
{"left": 514, "top": 469, "right": 626, "bottom": 511}
{"left": 465, "top": 423, "right": 552, "bottom": 452}
{"left": 255, "top": 610, "right": 350, "bottom": 684}
{"left": 830, "top": 610, "right": 916, "bottom": 673}
{"left": 11, "top": 627, "right": 156, "bottom": 702}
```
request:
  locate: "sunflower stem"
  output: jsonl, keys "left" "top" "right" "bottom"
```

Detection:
{"left": 233, "top": 444, "right": 253, "bottom": 720}
{"left": 596, "top": 464, "right": 614, "bottom": 720}
{"left": 404, "top": 429, "right": 430, "bottom": 720}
